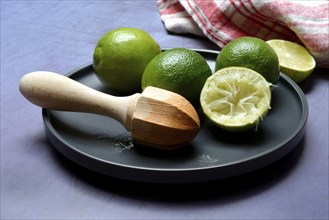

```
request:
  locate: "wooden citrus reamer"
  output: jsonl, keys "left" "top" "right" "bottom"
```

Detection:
{"left": 19, "top": 71, "right": 200, "bottom": 150}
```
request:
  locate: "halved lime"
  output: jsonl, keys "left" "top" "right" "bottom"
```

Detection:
{"left": 267, "top": 39, "right": 316, "bottom": 83}
{"left": 200, "top": 67, "right": 272, "bottom": 132}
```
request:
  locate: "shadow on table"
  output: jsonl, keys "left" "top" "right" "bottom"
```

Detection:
{"left": 298, "top": 67, "right": 328, "bottom": 94}
{"left": 48, "top": 136, "right": 305, "bottom": 203}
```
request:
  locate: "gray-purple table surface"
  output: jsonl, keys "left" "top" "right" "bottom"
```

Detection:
{"left": 1, "top": 1, "right": 328, "bottom": 219}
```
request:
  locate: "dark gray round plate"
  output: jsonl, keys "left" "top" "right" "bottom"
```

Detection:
{"left": 43, "top": 49, "right": 308, "bottom": 183}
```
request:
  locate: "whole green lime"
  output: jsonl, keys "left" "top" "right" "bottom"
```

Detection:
{"left": 93, "top": 27, "right": 161, "bottom": 93}
{"left": 141, "top": 48, "right": 212, "bottom": 106}
{"left": 215, "top": 37, "right": 280, "bottom": 84}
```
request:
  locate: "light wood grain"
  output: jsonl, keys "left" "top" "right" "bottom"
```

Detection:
{"left": 19, "top": 71, "right": 200, "bottom": 149}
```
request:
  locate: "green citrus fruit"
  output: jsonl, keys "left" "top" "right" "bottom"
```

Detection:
{"left": 200, "top": 67, "right": 272, "bottom": 132}
{"left": 93, "top": 27, "right": 161, "bottom": 93}
{"left": 266, "top": 39, "right": 316, "bottom": 83}
{"left": 141, "top": 48, "right": 212, "bottom": 106}
{"left": 215, "top": 37, "right": 280, "bottom": 84}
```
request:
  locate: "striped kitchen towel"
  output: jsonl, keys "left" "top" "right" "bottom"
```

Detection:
{"left": 158, "top": 0, "right": 329, "bottom": 67}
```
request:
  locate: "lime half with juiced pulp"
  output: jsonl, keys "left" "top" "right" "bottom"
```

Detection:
{"left": 200, "top": 67, "right": 272, "bottom": 132}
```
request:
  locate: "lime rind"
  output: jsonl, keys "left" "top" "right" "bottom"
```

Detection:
{"left": 200, "top": 67, "right": 272, "bottom": 132}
